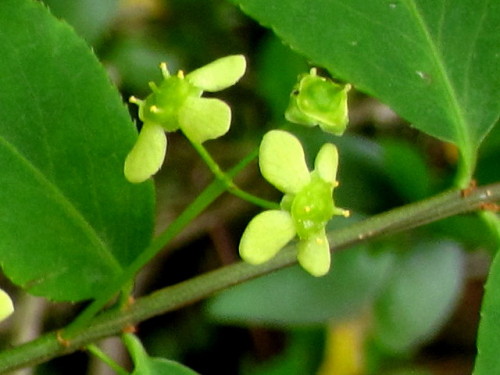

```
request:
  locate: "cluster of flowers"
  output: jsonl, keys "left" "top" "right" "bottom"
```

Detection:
{"left": 124, "top": 56, "right": 350, "bottom": 276}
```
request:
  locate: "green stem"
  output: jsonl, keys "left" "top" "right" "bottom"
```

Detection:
{"left": 65, "top": 150, "right": 259, "bottom": 335}
{"left": 87, "top": 344, "right": 129, "bottom": 375}
{"left": 190, "top": 141, "right": 280, "bottom": 210}
{"left": 1, "top": 182, "right": 499, "bottom": 373}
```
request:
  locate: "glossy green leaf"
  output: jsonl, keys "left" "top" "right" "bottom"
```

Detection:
{"left": 0, "top": 0, "right": 154, "bottom": 301}
{"left": 231, "top": 0, "right": 500, "bottom": 183}
{"left": 208, "top": 244, "right": 394, "bottom": 326}
{"left": 372, "top": 241, "right": 464, "bottom": 354}
{"left": 473, "top": 251, "right": 500, "bottom": 374}
{"left": 125, "top": 334, "right": 200, "bottom": 375}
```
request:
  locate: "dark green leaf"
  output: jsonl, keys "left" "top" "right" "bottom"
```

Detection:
{"left": 473, "top": 251, "right": 500, "bottom": 374}
{"left": 207, "top": 245, "right": 394, "bottom": 326}
{"left": 0, "top": 0, "right": 154, "bottom": 301}
{"left": 231, "top": 0, "right": 500, "bottom": 181}
{"left": 372, "top": 241, "right": 464, "bottom": 354}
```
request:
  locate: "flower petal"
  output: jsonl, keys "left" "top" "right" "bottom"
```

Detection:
{"left": 0, "top": 288, "right": 13, "bottom": 322}
{"left": 124, "top": 122, "right": 167, "bottom": 183}
{"left": 314, "top": 143, "right": 339, "bottom": 184}
{"left": 259, "top": 130, "right": 311, "bottom": 194}
{"left": 186, "top": 55, "right": 246, "bottom": 92}
{"left": 179, "top": 97, "right": 231, "bottom": 144}
{"left": 239, "top": 210, "right": 296, "bottom": 264}
{"left": 297, "top": 231, "right": 331, "bottom": 276}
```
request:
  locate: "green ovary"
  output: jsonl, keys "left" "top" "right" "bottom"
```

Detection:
{"left": 291, "top": 175, "right": 334, "bottom": 239}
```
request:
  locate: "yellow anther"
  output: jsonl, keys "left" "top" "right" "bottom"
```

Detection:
{"left": 177, "top": 70, "right": 185, "bottom": 79}
{"left": 304, "top": 206, "right": 311, "bottom": 212}
{"left": 160, "top": 62, "right": 169, "bottom": 78}
{"left": 129, "top": 96, "right": 142, "bottom": 105}
{"left": 150, "top": 105, "right": 161, "bottom": 113}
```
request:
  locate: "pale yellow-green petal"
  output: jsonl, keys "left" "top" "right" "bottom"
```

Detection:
{"left": 297, "top": 231, "right": 331, "bottom": 277}
{"left": 179, "top": 97, "right": 231, "bottom": 144}
{"left": 0, "top": 289, "right": 13, "bottom": 322}
{"left": 259, "top": 130, "right": 311, "bottom": 194}
{"left": 124, "top": 122, "right": 167, "bottom": 183}
{"left": 239, "top": 210, "right": 296, "bottom": 264}
{"left": 314, "top": 143, "right": 339, "bottom": 184}
{"left": 186, "top": 55, "right": 246, "bottom": 92}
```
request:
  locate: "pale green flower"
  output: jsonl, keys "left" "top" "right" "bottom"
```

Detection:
{"left": 124, "top": 55, "right": 247, "bottom": 183}
{"left": 285, "top": 68, "right": 351, "bottom": 136}
{"left": 239, "top": 130, "right": 348, "bottom": 276}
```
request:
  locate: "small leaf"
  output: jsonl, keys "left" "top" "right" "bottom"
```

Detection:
{"left": 259, "top": 130, "right": 311, "bottom": 194}
{"left": 186, "top": 54, "right": 246, "bottom": 92}
{"left": 239, "top": 210, "right": 296, "bottom": 264}
{"left": 124, "top": 334, "right": 200, "bottom": 375}
{"left": 124, "top": 123, "right": 167, "bottom": 183}
{"left": 179, "top": 97, "right": 231, "bottom": 143}
{"left": 297, "top": 230, "right": 331, "bottom": 277}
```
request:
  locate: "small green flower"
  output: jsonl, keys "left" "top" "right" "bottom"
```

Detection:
{"left": 239, "top": 130, "right": 349, "bottom": 276}
{"left": 124, "top": 55, "right": 247, "bottom": 183}
{"left": 285, "top": 68, "right": 351, "bottom": 136}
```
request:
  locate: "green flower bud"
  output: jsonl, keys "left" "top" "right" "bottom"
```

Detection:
{"left": 285, "top": 68, "right": 350, "bottom": 136}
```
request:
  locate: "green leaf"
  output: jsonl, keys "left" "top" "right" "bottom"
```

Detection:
{"left": 0, "top": 0, "right": 154, "bottom": 301}
{"left": 208, "top": 244, "right": 394, "bottom": 326}
{"left": 124, "top": 334, "right": 200, "bottom": 375}
{"left": 473, "top": 251, "right": 500, "bottom": 374}
{"left": 231, "top": 0, "right": 500, "bottom": 183}
{"left": 372, "top": 241, "right": 464, "bottom": 354}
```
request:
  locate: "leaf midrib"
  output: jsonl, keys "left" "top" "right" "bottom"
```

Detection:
{"left": 402, "top": 0, "right": 473, "bottom": 162}
{"left": 0, "top": 136, "right": 123, "bottom": 273}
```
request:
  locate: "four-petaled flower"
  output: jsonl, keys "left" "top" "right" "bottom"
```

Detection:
{"left": 239, "top": 130, "right": 349, "bottom": 276}
{"left": 124, "top": 55, "right": 247, "bottom": 183}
